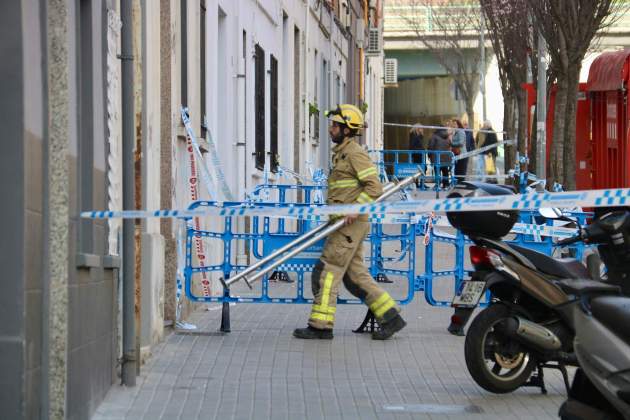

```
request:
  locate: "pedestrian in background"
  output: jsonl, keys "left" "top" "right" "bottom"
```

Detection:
{"left": 451, "top": 119, "right": 467, "bottom": 181}
{"left": 428, "top": 123, "right": 452, "bottom": 189}
{"left": 474, "top": 120, "right": 498, "bottom": 182}
{"left": 408, "top": 123, "right": 425, "bottom": 165}
{"left": 463, "top": 120, "right": 475, "bottom": 174}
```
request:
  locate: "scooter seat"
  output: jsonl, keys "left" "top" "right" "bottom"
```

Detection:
{"left": 590, "top": 296, "right": 630, "bottom": 343}
{"left": 554, "top": 278, "right": 620, "bottom": 296}
{"left": 510, "top": 244, "right": 590, "bottom": 279}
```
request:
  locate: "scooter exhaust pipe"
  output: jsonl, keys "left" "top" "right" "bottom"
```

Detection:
{"left": 502, "top": 317, "right": 562, "bottom": 351}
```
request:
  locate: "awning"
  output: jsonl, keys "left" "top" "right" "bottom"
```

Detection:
{"left": 586, "top": 49, "right": 630, "bottom": 92}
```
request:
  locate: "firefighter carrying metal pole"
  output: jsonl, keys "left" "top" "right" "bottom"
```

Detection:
{"left": 290, "top": 104, "right": 407, "bottom": 340}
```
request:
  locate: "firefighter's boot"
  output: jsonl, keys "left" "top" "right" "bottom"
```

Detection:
{"left": 372, "top": 314, "right": 406, "bottom": 340}
{"left": 293, "top": 326, "right": 333, "bottom": 340}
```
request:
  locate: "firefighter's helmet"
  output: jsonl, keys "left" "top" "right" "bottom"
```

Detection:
{"left": 325, "top": 104, "right": 366, "bottom": 130}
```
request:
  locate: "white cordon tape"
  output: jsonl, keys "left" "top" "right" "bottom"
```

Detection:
{"left": 384, "top": 122, "right": 507, "bottom": 135}
{"left": 181, "top": 109, "right": 213, "bottom": 298}
{"left": 81, "top": 187, "right": 630, "bottom": 221}
{"left": 203, "top": 119, "right": 235, "bottom": 201}
{"left": 453, "top": 139, "right": 514, "bottom": 161}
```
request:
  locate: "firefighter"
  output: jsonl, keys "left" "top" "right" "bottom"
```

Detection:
{"left": 293, "top": 104, "right": 406, "bottom": 340}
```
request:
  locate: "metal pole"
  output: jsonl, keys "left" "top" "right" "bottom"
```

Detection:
{"left": 226, "top": 172, "right": 422, "bottom": 287}
{"left": 480, "top": 13, "right": 486, "bottom": 124}
{"left": 536, "top": 31, "right": 547, "bottom": 180}
{"left": 121, "top": 0, "right": 136, "bottom": 387}
{"left": 223, "top": 181, "right": 398, "bottom": 288}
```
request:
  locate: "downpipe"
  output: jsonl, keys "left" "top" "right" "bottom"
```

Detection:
{"left": 501, "top": 316, "right": 562, "bottom": 351}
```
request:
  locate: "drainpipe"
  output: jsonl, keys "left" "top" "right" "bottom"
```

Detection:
{"left": 359, "top": 0, "right": 368, "bottom": 103}
{"left": 121, "top": 0, "right": 136, "bottom": 387}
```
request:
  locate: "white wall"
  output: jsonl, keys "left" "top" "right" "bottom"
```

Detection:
{"left": 203, "top": 0, "right": 354, "bottom": 197}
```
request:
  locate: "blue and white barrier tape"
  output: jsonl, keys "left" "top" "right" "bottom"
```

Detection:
{"left": 81, "top": 187, "right": 630, "bottom": 220}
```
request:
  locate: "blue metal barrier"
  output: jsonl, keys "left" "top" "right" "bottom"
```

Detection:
{"left": 370, "top": 149, "right": 456, "bottom": 190}
{"left": 420, "top": 210, "right": 593, "bottom": 307}
{"left": 182, "top": 182, "right": 592, "bottom": 332}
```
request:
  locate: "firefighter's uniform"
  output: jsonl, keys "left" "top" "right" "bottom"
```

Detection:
{"left": 306, "top": 137, "right": 400, "bottom": 332}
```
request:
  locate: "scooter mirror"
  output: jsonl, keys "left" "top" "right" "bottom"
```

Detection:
{"left": 539, "top": 208, "right": 563, "bottom": 219}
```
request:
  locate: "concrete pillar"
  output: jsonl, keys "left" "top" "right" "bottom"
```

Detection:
{"left": 46, "top": 0, "right": 71, "bottom": 417}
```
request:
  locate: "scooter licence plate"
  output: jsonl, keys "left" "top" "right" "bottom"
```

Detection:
{"left": 452, "top": 281, "right": 486, "bottom": 308}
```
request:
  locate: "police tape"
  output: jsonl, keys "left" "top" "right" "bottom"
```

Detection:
{"left": 81, "top": 187, "right": 630, "bottom": 221}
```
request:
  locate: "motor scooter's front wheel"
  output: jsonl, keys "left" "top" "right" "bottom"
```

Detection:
{"left": 464, "top": 304, "right": 536, "bottom": 393}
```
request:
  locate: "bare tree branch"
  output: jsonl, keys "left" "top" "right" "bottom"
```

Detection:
{"left": 394, "top": 0, "right": 484, "bottom": 127}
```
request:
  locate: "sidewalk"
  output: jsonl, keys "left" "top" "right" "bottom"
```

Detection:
{"left": 93, "top": 279, "right": 569, "bottom": 420}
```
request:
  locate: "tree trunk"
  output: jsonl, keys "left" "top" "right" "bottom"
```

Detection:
{"left": 529, "top": 105, "right": 538, "bottom": 177}
{"left": 562, "top": 65, "right": 581, "bottom": 190}
{"left": 516, "top": 88, "right": 528, "bottom": 172}
{"left": 465, "top": 97, "right": 475, "bottom": 136}
{"left": 502, "top": 92, "right": 516, "bottom": 173}
{"left": 548, "top": 75, "right": 567, "bottom": 189}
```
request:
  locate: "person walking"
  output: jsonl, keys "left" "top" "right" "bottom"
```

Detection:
{"left": 473, "top": 120, "right": 497, "bottom": 182}
{"left": 463, "top": 120, "right": 475, "bottom": 168}
{"left": 451, "top": 119, "right": 467, "bottom": 181}
{"left": 428, "top": 124, "right": 452, "bottom": 189}
{"left": 293, "top": 104, "right": 406, "bottom": 340}
{"left": 408, "top": 123, "right": 425, "bottom": 186}
{"left": 409, "top": 123, "right": 425, "bottom": 163}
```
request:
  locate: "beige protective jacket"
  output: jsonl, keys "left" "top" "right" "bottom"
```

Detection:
{"left": 326, "top": 138, "right": 383, "bottom": 208}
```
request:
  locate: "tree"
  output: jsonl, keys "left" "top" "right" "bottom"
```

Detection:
{"left": 395, "top": 0, "right": 486, "bottom": 128}
{"left": 526, "top": 0, "right": 625, "bottom": 190}
{"left": 479, "top": 0, "right": 530, "bottom": 175}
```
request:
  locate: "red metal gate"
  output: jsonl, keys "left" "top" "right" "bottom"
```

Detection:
{"left": 587, "top": 50, "right": 630, "bottom": 189}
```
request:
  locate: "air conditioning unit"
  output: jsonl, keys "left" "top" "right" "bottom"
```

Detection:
{"left": 367, "top": 27, "right": 381, "bottom": 54}
{"left": 384, "top": 58, "right": 398, "bottom": 85}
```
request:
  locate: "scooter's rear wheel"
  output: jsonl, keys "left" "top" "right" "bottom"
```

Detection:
{"left": 464, "top": 304, "right": 536, "bottom": 393}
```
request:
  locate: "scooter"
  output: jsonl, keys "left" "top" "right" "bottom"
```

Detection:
{"left": 558, "top": 210, "right": 630, "bottom": 420}
{"left": 445, "top": 182, "right": 616, "bottom": 394}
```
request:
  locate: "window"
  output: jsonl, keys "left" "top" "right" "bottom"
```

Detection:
{"left": 254, "top": 44, "right": 265, "bottom": 170}
{"left": 293, "top": 26, "right": 301, "bottom": 173}
{"left": 270, "top": 55, "right": 278, "bottom": 173}
{"left": 313, "top": 50, "right": 319, "bottom": 140}
{"left": 78, "top": 0, "right": 94, "bottom": 253}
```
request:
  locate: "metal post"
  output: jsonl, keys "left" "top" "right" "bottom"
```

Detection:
{"left": 480, "top": 13, "right": 486, "bottom": 123}
{"left": 226, "top": 172, "right": 422, "bottom": 287}
{"left": 536, "top": 32, "right": 547, "bottom": 180}
{"left": 121, "top": 0, "right": 136, "bottom": 387}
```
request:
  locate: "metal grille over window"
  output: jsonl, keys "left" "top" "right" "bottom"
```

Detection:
{"left": 270, "top": 55, "right": 279, "bottom": 173}
{"left": 254, "top": 44, "right": 265, "bottom": 170}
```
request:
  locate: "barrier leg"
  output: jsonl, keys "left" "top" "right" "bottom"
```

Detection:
{"left": 220, "top": 289, "right": 231, "bottom": 333}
